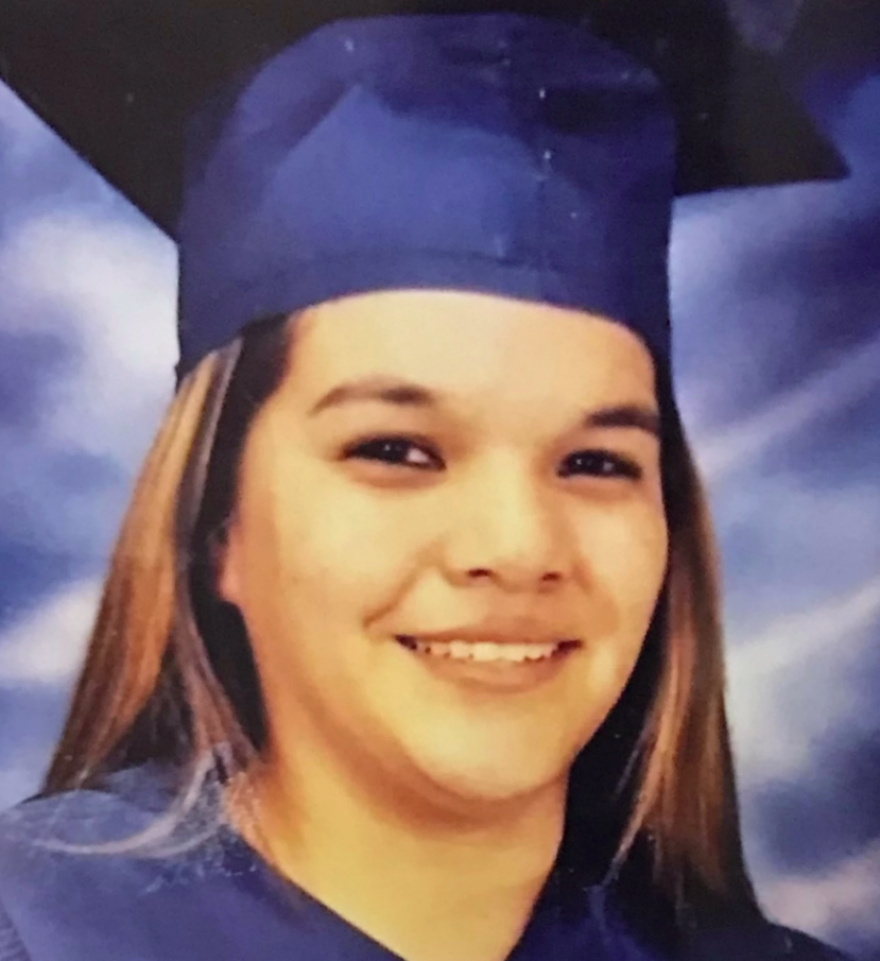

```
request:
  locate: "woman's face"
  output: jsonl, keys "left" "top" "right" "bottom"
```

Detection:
{"left": 218, "top": 290, "right": 668, "bottom": 818}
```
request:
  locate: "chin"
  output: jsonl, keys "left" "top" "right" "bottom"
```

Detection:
{"left": 404, "top": 739, "right": 574, "bottom": 817}
{"left": 372, "top": 685, "right": 605, "bottom": 818}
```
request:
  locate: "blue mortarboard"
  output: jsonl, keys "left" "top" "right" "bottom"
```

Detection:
{"left": 0, "top": 1, "right": 845, "bottom": 383}
{"left": 178, "top": 14, "right": 676, "bottom": 374}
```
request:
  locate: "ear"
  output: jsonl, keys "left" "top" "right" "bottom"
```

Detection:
{"left": 211, "top": 519, "right": 242, "bottom": 607}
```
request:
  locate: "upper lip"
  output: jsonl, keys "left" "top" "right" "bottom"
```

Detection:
{"left": 398, "top": 617, "right": 580, "bottom": 646}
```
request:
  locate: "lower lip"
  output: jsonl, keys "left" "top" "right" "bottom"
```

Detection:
{"left": 395, "top": 637, "right": 579, "bottom": 693}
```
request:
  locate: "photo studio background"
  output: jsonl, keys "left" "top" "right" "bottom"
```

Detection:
{"left": 0, "top": 2, "right": 878, "bottom": 958}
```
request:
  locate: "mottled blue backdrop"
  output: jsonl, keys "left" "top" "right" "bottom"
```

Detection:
{"left": 0, "top": 6, "right": 878, "bottom": 959}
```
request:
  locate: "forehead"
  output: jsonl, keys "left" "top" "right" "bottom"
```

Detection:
{"left": 289, "top": 290, "right": 657, "bottom": 406}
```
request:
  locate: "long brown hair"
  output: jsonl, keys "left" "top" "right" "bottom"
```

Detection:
{"left": 43, "top": 312, "right": 760, "bottom": 934}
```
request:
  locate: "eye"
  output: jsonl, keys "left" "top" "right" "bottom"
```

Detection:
{"left": 343, "top": 435, "right": 440, "bottom": 470}
{"left": 344, "top": 435, "right": 642, "bottom": 480}
{"left": 561, "top": 449, "right": 643, "bottom": 481}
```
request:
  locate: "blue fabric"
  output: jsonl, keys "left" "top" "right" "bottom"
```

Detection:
{"left": 176, "top": 13, "right": 675, "bottom": 379}
{"left": 0, "top": 765, "right": 855, "bottom": 961}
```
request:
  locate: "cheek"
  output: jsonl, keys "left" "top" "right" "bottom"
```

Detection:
{"left": 576, "top": 503, "right": 668, "bottom": 636}
{"left": 566, "top": 508, "right": 666, "bottom": 733}
{"left": 236, "top": 469, "right": 425, "bottom": 629}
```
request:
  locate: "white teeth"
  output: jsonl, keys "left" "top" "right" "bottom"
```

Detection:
{"left": 412, "top": 638, "right": 561, "bottom": 663}
{"left": 449, "top": 641, "right": 470, "bottom": 659}
{"left": 472, "top": 642, "right": 496, "bottom": 662}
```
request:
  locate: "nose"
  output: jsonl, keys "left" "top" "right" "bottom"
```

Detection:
{"left": 440, "top": 456, "right": 575, "bottom": 594}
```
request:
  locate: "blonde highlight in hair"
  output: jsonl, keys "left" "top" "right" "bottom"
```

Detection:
{"left": 619, "top": 408, "right": 756, "bottom": 921}
{"left": 44, "top": 334, "right": 252, "bottom": 794}
{"left": 44, "top": 352, "right": 222, "bottom": 792}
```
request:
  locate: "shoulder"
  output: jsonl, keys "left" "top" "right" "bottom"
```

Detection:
{"left": 0, "top": 772, "right": 155, "bottom": 961}
{"left": 601, "top": 878, "right": 854, "bottom": 961}
{"left": 0, "top": 762, "right": 180, "bottom": 855}
{"left": 0, "top": 764, "right": 238, "bottom": 961}
{"left": 684, "top": 917, "right": 856, "bottom": 961}
{"left": 0, "top": 762, "right": 176, "bottom": 904}
{"left": 0, "top": 897, "right": 30, "bottom": 961}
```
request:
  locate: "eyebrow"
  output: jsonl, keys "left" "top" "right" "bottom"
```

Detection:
{"left": 309, "top": 376, "right": 661, "bottom": 438}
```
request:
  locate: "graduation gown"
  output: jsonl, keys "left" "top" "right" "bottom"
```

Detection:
{"left": 0, "top": 763, "right": 855, "bottom": 961}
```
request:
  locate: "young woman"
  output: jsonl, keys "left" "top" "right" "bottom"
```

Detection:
{"left": 0, "top": 4, "right": 854, "bottom": 960}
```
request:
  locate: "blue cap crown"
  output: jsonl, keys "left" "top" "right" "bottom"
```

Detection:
{"left": 177, "top": 13, "right": 676, "bottom": 378}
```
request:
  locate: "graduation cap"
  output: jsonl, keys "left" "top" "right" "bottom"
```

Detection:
{"left": 0, "top": 0, "right": 846, "bottom": 379}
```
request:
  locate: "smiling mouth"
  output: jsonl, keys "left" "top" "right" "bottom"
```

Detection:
{"left": 395, "top": 636, "right": 580, "bottom": 663}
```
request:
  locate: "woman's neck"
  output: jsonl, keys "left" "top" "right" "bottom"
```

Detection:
{"left": 226, "top": 744, "right": 568, "bottom": 961}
